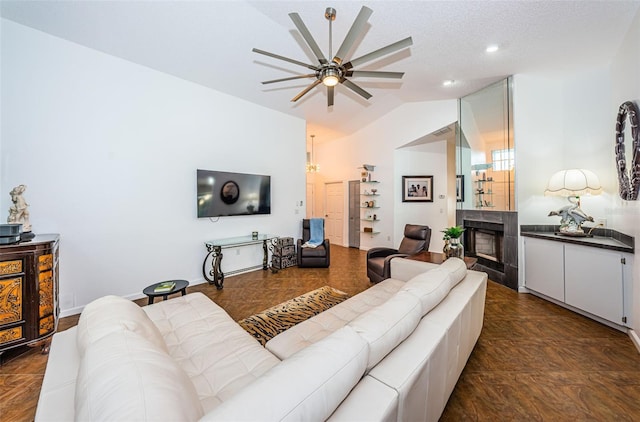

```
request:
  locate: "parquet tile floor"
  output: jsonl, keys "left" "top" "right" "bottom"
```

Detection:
{"left": 1, "top": 245, "right": 639, "bottom": 421}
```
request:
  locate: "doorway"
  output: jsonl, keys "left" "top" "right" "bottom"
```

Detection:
{"left": 324, "top": 182, "right": 344, "bottom": 246}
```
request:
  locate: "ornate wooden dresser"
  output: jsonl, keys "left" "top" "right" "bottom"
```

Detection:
{"left": 0, "top": 234, "right": 59, "bottom": 357}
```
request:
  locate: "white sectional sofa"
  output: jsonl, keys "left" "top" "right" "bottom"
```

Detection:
{"left": 35, "top": 257, "right": 487, "bottom": 421}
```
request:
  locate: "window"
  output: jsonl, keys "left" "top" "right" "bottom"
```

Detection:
{"left": 492, "top": 149, "right": 514, "bottom": 171}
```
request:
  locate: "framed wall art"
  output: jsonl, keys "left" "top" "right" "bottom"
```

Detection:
{"left": 402, "top": 175, "right": 433, "bottom": 202}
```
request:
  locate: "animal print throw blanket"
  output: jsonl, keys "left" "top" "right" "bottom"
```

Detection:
{"left": 238, "top": 286, "right": 349, "bottom": 346}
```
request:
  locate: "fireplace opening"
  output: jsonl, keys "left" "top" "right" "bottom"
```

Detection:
{"left": 463, "top": 220, "right": 504, "bottom": 272}
{"left": 457, "top": 211, "right": 517, "bottom": 290}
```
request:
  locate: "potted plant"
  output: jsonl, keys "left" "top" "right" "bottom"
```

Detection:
{"left": 441, "top": 225, "right": 465, "bottom": 258}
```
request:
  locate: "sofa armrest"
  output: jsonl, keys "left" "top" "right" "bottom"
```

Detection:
{"left": 367, "top": 247, "right": 399, "bottom": 260}
{"left": 323, "top": 239, "right": 331, "bottom": 261}
{"left": 297, "top": 238, "right": 304, "bottom": 261}
{"left": 382, "top": 253, "right": 409, "bottom": 277}
{"left": 389, "top": 258, "right": 441, "bottom": 282}
{"left": 35, "top": 327, "right": 79, "bottom": 422}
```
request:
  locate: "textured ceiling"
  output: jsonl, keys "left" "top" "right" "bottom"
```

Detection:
{"left": 2, "top": 0, "right": 639, "bottom": 143}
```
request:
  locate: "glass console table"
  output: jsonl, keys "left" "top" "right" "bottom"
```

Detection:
{"left": 202, "top": 234, "right": 278, "bottom": 289}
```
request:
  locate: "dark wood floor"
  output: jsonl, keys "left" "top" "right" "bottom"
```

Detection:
{"left": 1, "top": 245, "right": 639, "bottom": 421}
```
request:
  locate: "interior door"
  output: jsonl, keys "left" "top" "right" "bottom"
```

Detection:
{"left": 324, "top": 182, "right": 344, "bottom": 246}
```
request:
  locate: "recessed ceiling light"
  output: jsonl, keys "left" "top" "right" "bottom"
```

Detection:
{"left": 443, "top": 80, "right": 455, "bottom": 86}
{"left": 486, "top": 45, "right": 499, "bottom": 53}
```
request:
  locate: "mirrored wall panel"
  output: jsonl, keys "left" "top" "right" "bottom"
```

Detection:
{"left": 457, "top": 78, "right": 514, "bottom": 211}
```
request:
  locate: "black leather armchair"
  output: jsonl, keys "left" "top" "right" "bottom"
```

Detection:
{"left": 297, "top": 219, "right": 330, "bottom": 268}
{"left": 366, "top": 224, "right": 431, "bottom": 283}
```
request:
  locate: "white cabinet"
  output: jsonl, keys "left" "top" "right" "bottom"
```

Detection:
{"left": 524, "top": 237, "right": 631, "bottom": 328}
{"left": 523, "top": 237, "right": 564, "bottom": 301}
{"left": 565, "top": 244, "right": 624, "bottom": 324}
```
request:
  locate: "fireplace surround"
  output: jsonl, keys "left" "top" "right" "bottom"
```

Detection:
{"left": 456, "top": 210, "right": 518, "bottom": 290}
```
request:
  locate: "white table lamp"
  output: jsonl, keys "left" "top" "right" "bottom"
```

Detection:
{"left": 545, "top": 169, "right": 602, "bottom": 236}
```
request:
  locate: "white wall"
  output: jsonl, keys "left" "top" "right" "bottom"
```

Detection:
{"left": 514, "top": 69, "right": 612, "bottom": 228}
{"left": 313, "top": 100, "right": 457, "bottom": 250}
{"left": 0, "top": 20, "right": 306, "bottom": 315}
{"left": 610, "top": 9, "right": 640, "bottom": 340}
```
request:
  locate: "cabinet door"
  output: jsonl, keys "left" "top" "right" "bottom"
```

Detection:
{"left": 524, "top": 237, "right": 564, "bottom": 301}
{"left": 564, "top": 244, "right": 623, "bottom": 324}
{"left": 0, "top": 257, "right": 26, "bottom": 347}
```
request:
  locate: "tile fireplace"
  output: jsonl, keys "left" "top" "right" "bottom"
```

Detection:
{"left": 456, "top": 210, "right": 518, "bottom": 290}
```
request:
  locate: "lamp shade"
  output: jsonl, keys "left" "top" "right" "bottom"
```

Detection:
{"left": 544, "top": 169, "right": 602, "bottom": 197}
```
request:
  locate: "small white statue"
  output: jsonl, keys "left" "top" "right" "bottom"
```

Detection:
{"left": 548, "top": 196, "right": 594, "bottom": 235}
{"left": 8, "top": 184, "right": 32, "bottom": 232}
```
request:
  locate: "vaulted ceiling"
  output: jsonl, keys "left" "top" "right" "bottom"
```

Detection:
{"left": 2, "top": 1, "right": 638, "bottom": 142}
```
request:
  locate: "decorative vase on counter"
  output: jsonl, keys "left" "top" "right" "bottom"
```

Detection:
{"left": 444, "top": 237, "right": 464, "bottom": 259}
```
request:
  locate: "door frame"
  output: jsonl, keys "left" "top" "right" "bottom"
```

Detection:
{"left": 324, "top": 181, "right": 345, "bottom": 247}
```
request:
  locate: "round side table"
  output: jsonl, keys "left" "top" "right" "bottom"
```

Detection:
{"left": 143, "top": 279, "right": 189, "bottom": 305}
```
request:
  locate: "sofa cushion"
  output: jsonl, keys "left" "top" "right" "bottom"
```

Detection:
{"left": 75, "top": 329, "right": 204, "bottom": 421}
{"left": 400, "top": 268, "right": 452, "bottom": 316}
{"left": 202, "top": 326, "right": 369, "bottom": 421}
{"left": 390, "top": 258, "right": 441, "bottom": 282}
{"left": 76, "top": 295, "right": 167, "bottom": 357}
{"left": 348, "top": 291, "right": 422, "bottom": 371}
{"left": 142, "top": 293, "right": 280, "bottom": 413}
{"left": 300, "top": 244, "right": 327, "bottom": 257}
{"left": 439, "top": 257, "right": 468, "bottom": 288}
{"left": 266, "top": 278, "right": 405, "bottom": 359}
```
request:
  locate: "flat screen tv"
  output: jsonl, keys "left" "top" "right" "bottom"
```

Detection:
{"left": 197, "top": 169, "right": 271, "bottom": 218}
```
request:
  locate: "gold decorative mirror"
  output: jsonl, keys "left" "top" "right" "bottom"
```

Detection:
{"left": 615, "top": 101, "right": 639, "bottom": 200}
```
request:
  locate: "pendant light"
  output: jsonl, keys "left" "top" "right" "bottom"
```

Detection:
{"left": 306, "top": 134, "right": 320, "bottom": 173}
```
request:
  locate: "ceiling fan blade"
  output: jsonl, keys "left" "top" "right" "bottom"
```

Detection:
{"left": 252, "top": 48, "right": 318, "bottom": 71}
{"left": 261, "top": 74, "right": 317, "bottom": 85}
{"left": 289, "top": 12, "right": 328, "bottom": 65}
{"left": 347, "top": 70, "right": 405, "bottom": 79}
{"left": 333, "top": 6, "right": 373, "bottom": 66}
{"left": 291, "top": 79, "right": 323, "bottom": 102}
{"left": 328, "top": 86, "right": 335, "bottom": 107}
{"left": 341, "top": 79, "right": 372, "bottom": 100}
{"left": 343, "top": 37, "right": 413, "bottom": 70}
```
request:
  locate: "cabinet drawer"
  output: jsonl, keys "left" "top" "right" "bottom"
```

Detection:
{"left": 0, "top": 259, "right": 22, "bottom": 276}
{"left": 39, "top": 315, "right": 55, "bottom": 336}
{"left": 39, "top": 253, "right": 53, "bottom": 271}
{"left": 0, "top": 326, "right": 23, "bottom": 345}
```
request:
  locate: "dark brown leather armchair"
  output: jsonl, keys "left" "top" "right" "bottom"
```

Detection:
{"left": 366, "top": 224, "right": 431, "bottom": 283}
{"left": 297, "top": 219, "right": 330, "bottom": 268}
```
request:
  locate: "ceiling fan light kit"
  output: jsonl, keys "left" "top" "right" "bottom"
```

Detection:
{"left": 253, "top": 5, "right": 413, "bottom": 107}
{"left": 322, "top": 68, "right": 340, "bottom": 86}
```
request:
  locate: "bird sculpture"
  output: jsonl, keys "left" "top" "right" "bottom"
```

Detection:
{"left": 548, "top": 205, "right": 572, "bottom": 227}
{"left": 548, "top": 197, "right": 594, "bottom": 235}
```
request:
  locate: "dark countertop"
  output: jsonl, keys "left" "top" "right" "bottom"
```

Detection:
{"left": 520, "top": 225, "right": 633, "bottom": 254}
